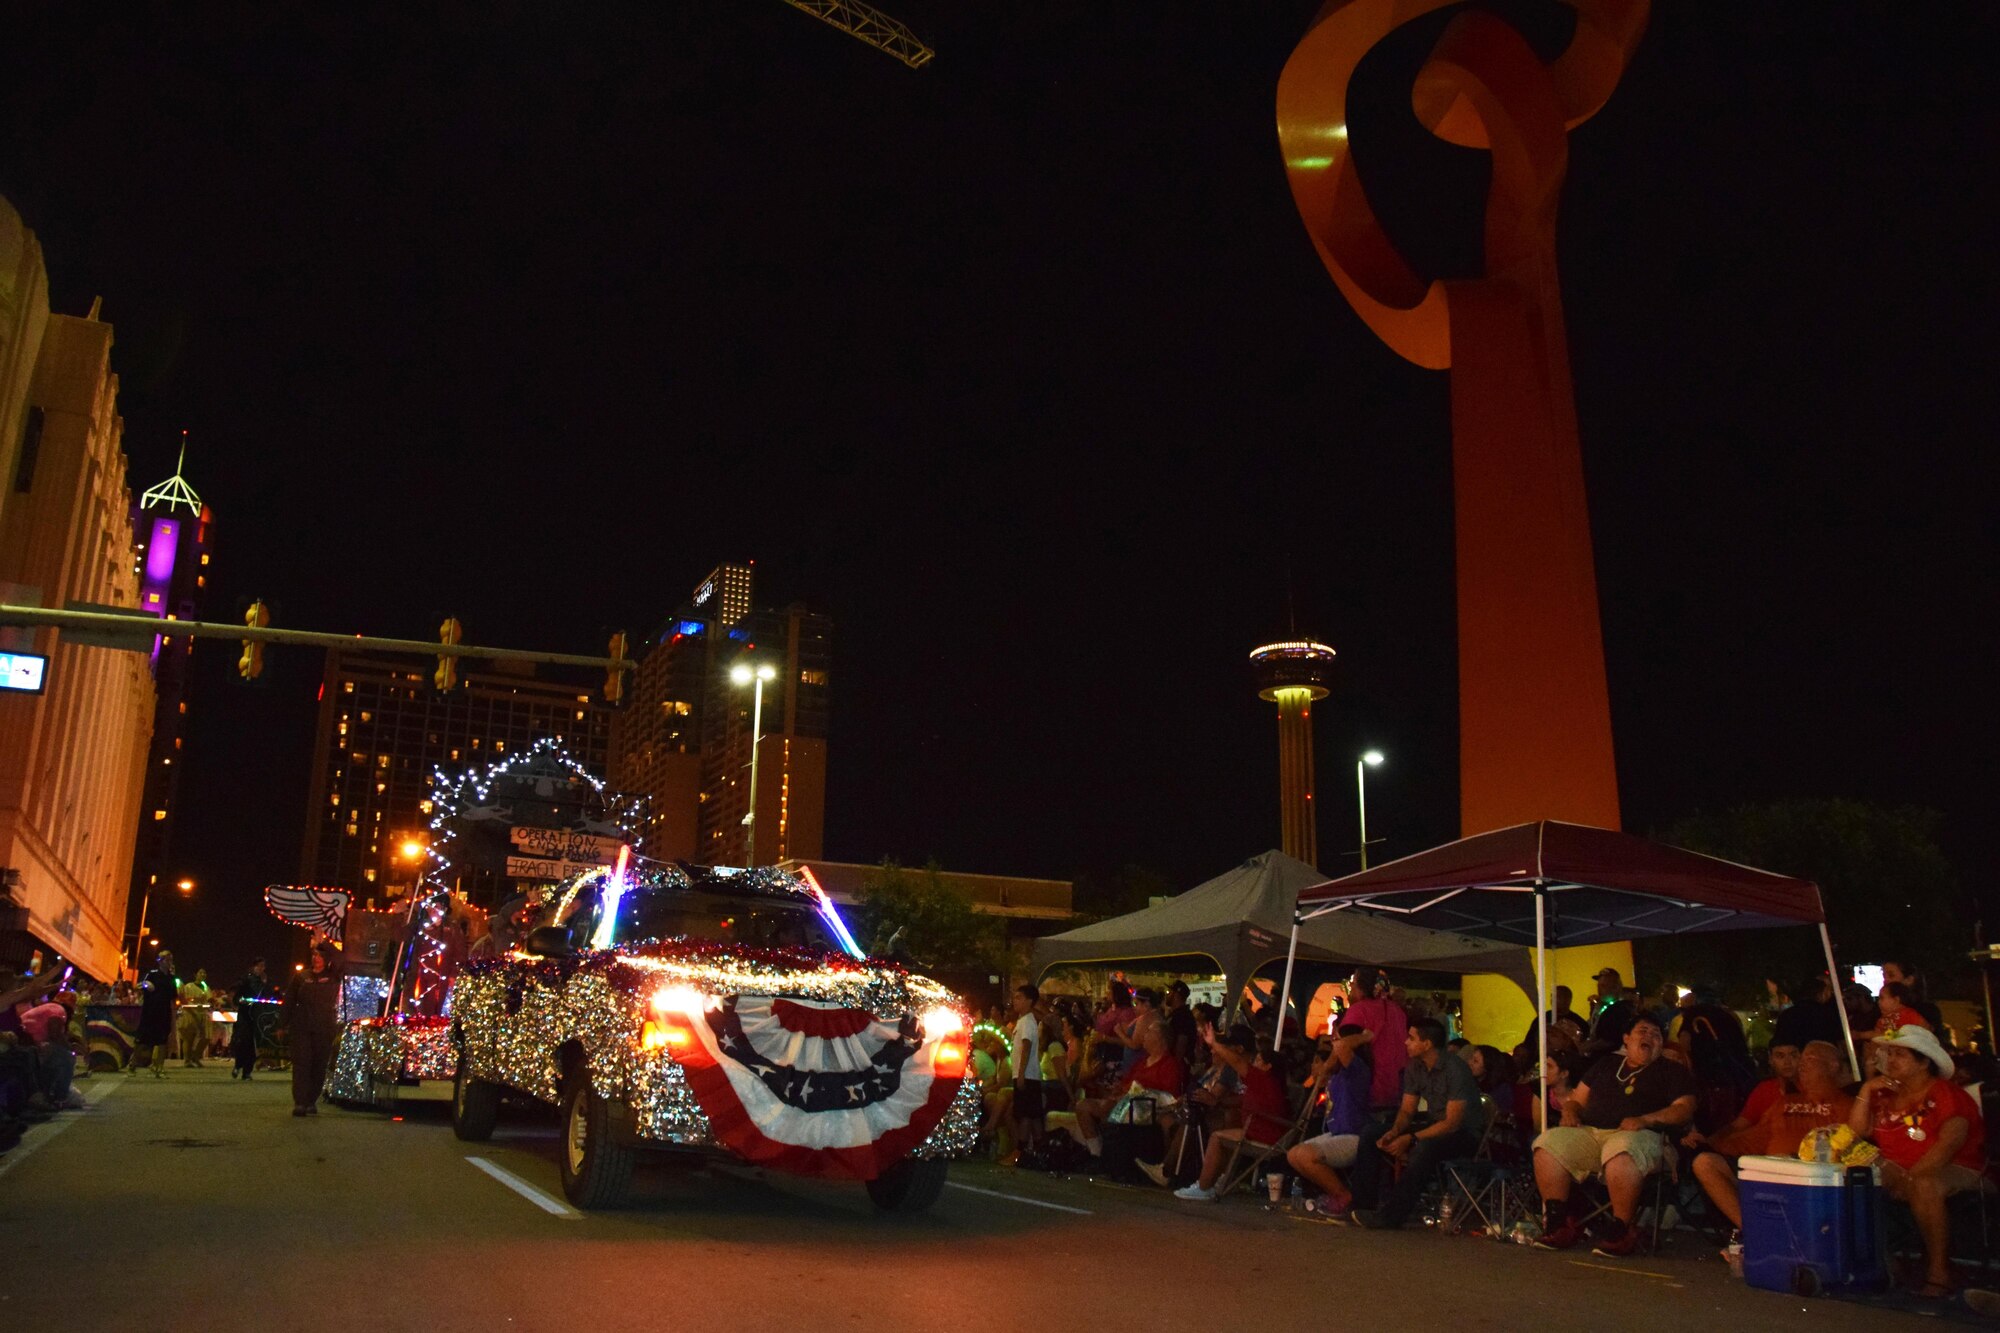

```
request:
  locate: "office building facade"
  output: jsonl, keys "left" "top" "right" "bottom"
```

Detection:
{"left": 610, "top": 563, "right": 829, "bottom": 866}
{"left": 0, "top": 259, "right": 154, "bottom": 981}
{"left": 299, "top": 652, "right": 614, "bottom": 897}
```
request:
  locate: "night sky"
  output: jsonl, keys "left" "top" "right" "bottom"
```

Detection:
{"left": 3, "top": 2, "right": 1990, "bottom": 977}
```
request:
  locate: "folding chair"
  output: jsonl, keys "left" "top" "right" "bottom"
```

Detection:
{"left": 1568, "top": 1149, "right": 1678, "bottom": 1252}
{"left": 1443, "top": 1097, "right": 1536, "bottom": 1235}
{"left": 1217, "top": 1085, "right": 1318, "bottom": 1197}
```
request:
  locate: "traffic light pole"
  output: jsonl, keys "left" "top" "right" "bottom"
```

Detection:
{"left": 0, "top": 603, "right": 633, "bottom": 674}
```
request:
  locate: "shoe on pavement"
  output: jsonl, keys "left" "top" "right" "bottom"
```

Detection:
{"left": 1308, "top": 1193, "right": 1354, "bottom": 1221}
{"left": 1351, "top": 1209, "right": 1399, "bottom": 1230}
{"left": 1174, "top": 1184, "right": 1219, "bottom": 1202}
{"left": 291, "top": 1107, "right": 310, "bottom": 1117}
{"left": 1536, "top": 1219, "right": 1586, "bottom": 1250}
{"left": 1591, "top": 1225, "right": 1640, "bottom": 1258}
{"left": 1136, "top": 1160, "right": 1171, "bottom": 1188}
{"left": 304, "top": 1104, "right": 319, "bottom": 1116}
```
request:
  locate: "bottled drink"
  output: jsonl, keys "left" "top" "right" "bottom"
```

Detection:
{"left": 1439, "top": 1195, "right": 1455, "bottom": 1231}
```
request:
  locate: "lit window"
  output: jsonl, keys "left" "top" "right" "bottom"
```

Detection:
{"left": 363, "top": 869, "right": 377, "bottom": 883}
{"left": 360, "top": 711, "right": 372, "bottom": 722}
{"left": 449, "top": 749, "right": 460, "bottom": 761}
{"left": 330, "top": 794, "right": 340, "bottom": 806}
{"left": 153, "top": 809, "right": 167, "bottom": 821}
{"left": 495, "top": 741, "right": 505, "bottom": 753}
{"left": 200, "top": 553, "right": 209, "bottom": 566}
{"left": 178, "top": 702, "right": 187, "bottom": 715}
{"left": 375, "top": 782, "right": 386, "bottom": 794}
{"left": 196, "top": 575, "right": 205, "bottom": 588}
{"left": 419, "top": 799, "right": 433, "bottom": 814}
{"left": 162, "top": 757, "right": 171, "bottom": 765}
{"left": 377, "top": 754, "right": 390, "bottom": 768}
{"left": 343, "top": 682, "right": 354, "bottom": 694}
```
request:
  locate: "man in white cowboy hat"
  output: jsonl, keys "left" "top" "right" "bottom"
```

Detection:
{"left": 1847, "top": 1024, "right": 1986, "bottom": 1298}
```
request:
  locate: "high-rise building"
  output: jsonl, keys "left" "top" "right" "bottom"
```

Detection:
{"left": 126, "top": 436, "right": 211, "bottom": 923}
{"left": 0, "top": 258, "right": 155, "bottom": 981}
{"left": 0, "top": 201, "right": 50, "bottom": 535}
{"left": 299, "top": 652, "right": 614, "bottom": 896}
{"left": 609, "top": 563, "right": 829, "bottom": 866}
{"left": 1250, "top": 638, "right": 1337, "bottom": 869}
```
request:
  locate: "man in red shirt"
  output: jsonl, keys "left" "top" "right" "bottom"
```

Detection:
{"left": 1847, "top": 1026, "right": 1985, "bottom": 1297}
{"left": 1689, "top": 1041, "right": 1851, "bottom": 1231}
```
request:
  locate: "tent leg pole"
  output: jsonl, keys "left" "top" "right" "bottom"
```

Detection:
{"left": 1535, "top": 886, "right": 1548, "bottom": 1131}
{"left": 1819, "top": 922, "right": 1859, "bottom": 1080}
{"left": 1274, "top": 920, "right": 1302, "bottom": 1051}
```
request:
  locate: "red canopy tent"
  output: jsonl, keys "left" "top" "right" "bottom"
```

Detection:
{"left": 1278, "top": 821, "right": 1855, "bottom": 1084}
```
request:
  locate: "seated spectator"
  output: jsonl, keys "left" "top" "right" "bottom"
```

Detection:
{"left": 1847, "top": 1026, "right": 1986, "bottom": 1298}
{"left": 1533, "top": 1014, "right": 1697, "bottom": 1257}
{"left": 1465, "top": 1044, "right": 1517, "bottom": 1095}
{"left": 1063, "top": 1018, "right": 1186, "bottom": 1159}
{"left": 1275, "top": 1022, "right": 1374, "bottom": 1217}
{"left": 1347, "top": 1017, "right": 1485, "bottom": 1229}
{"left": 1688, "top": 1040, "right": 1852, "bottom": 1235}
{"left": 1528, "top": 1050, "right": 1589, "bottom": 1132}
{"left": 1154, "top": 1022, "right": 1289, "bottom": 1194}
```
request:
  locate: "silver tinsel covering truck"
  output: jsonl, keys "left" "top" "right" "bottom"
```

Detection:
{"left": 448, "top": 864, "right": 980, "bottom": 1212}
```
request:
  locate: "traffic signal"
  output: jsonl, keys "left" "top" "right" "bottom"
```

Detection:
{"left": 435, "top": 617, "right": 462, "bottom": 691}
{"left": 605, "top": 631, "right": 627, "bottom": 703}
{"left": 238, "top": 600, "right": 270, "bottom": 679}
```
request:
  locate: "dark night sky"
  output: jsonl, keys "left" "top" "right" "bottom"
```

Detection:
{"left": 2, "top": 2, "right": 1992, "bottom": 977}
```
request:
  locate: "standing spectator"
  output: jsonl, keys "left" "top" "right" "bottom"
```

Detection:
{"left": 1532, "top": 1015, "right": 1696, "bottom": 1256}
{"left": 231, "top": 958, "right": 271, "bottom": 1080}
{"left": 176, "top": 968, "right": 214, "bottom": 1067}
{"left": 1342, "top": 969, "right": 1409, "bottom": 1112}
{"left": 1349, "top": 1018, "right": 1485, "bottom": 1229}
{"left": 1009, "top": 984, "right": 1045, "bottom": 1155}
{"left": 1773, "top": 972, "right": 1846, "bottom": 1052}
{"left": 281, "top": 944, "right": 342, "bottom": 1116}
{"left": 1162, "top": 980, "right": 1198, "bottom": 1064}
{"left": 1279, "top": 1023, "right": 1374, "bottom": 1217}
{"left": 1094, "top": 980, "right": 1135, "bottom": 1041}
{"left": 1676, "top": 984, "right": 1757, "bottom": 1129}
{"left": 132, "top": 951, "right": 179, "bottom": 1077}
{"left": 1585, "top": 967, "right": 1637, "bottom": 1054}
{"left": 1881, "top": 960, "right": 1947, "bottom": 1033}
{"left": 1847, "top": 1026, "right": 1985, "bottom": 1297}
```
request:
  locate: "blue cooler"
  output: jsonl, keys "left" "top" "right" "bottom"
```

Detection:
{"left": 1739, "top": 1156, "right": 1888, "bottom": 1296}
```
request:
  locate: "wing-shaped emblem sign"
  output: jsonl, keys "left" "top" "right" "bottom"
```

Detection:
{"left": 264, "top": 884, "right": 351, "bottom": 939}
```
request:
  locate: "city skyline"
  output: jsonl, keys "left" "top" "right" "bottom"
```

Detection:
{"left": 0, "top": 4, "right": 1986, "bottom": 978}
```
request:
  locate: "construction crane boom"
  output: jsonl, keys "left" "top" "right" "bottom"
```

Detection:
{"left": 779, "top": 0, "right": 934, "bottom": 68}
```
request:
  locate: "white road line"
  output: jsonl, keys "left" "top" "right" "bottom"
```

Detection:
{"left": 0, "top": 1075, "right": 125, "bottom": 1181}
{"left": 464, "top": 1155, "right": 581, "bottom": 1219}
{"left": 944, "top": 1181, "right": 1093, "bottom": 1216}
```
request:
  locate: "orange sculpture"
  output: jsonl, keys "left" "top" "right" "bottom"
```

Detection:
{"left": 1278, "top": 1, "right": 1648, "bottom": 836}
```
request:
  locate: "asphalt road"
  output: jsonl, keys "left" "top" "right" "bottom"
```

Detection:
{"left": 0, "top": 1067, "right": 1959, "bottom": 1331}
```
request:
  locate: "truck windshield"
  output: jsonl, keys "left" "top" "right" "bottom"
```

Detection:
{"left": 605, "top": 885, "right": 840, "bottom": 954}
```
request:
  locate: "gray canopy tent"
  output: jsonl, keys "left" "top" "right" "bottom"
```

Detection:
{"left": 1030, "top": 850, "right": 1537, "bottom": 1019}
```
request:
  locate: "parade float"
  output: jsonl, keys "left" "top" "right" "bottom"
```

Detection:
{"left": 450, "top": 860, "right": 979, "bottom": 1212}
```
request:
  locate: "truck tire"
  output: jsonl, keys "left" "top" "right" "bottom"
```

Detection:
{"left": 558, "top": 1066, "right": 633, "bottom": 1209}
{"left": 452, "top": 1060, "right": 501, "bottom": 1142}
{"left": 866, "top": 1156, "right": 949, "bottom": 1213}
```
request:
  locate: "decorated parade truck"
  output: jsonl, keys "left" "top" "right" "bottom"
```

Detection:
{"left": 447, "top": 864, "right": 980, "bottom": 1212}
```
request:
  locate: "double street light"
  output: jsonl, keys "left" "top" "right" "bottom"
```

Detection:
{"left": 729, "top": 661, "right": 778, "bottom": 867}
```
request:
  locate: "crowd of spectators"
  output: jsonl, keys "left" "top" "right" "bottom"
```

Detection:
{"left": 973, "top": 959, "right": 1992, "bottom": 1297}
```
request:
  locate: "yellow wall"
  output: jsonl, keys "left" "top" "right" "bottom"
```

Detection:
{"left": 1460, "top": 941, "right": 1635, "bottom": 1049}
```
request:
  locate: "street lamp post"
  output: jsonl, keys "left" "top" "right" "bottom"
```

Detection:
{"left": 1356, "top": 751, "right": 1384, "bottom": 869}
{"left": 729, "top": 661, "right": 778, "bottom": 866}
{"left": 130, "top": 877, "right": 194, "bottom": 980}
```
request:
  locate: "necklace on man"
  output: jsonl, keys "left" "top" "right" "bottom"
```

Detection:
{"left": 1615, "top": 1057, "right": 1641, "bottom": 1096}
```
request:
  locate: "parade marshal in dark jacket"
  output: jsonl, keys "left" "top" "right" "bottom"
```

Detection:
{"left": 282, "top": 944, "right": 342, "bottom": 1116}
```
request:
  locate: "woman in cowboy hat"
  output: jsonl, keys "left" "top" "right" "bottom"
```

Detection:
{"left": 1848, "top": 1025, "right": 1985, "bottom": 1297}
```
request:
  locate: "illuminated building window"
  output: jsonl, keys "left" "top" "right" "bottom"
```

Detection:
{"left": 800, "top": 670, "right": 828, "bottom": 686}
{"left": 343, "top": 682, "right": 354, "bottom": 693}
{"left": 162, "top": 757, "right": 171, "bottom": 766}
{"left": 360, "top": 711, "right": 372, "bottom": 722}
{"left": 377, "top": 754, "right": 390, "bottom": 768}
{"left": 363, "top": 869, "right": 377, "bottom": 883}
{"left": 196, "top": 576, "right": 204, "bottom": 588}
{"left": 178, "top": 702, "right": 187, "bottom": 715}
{"left": 174, "top": 737, "right": 181, "bottom": 749}
{"left": 330, "top": 794, "right": 340, "bottom": 806}
{"left": 200, "top": 553, "right": 209, "bottom": 566}
{"left": 153, "top": 809, "right": 167, "bottom": 821}
{"left": 449, "top": 749, "right": 460, "bottom": 761}
{"left": 495, "top": 741, "right": 505, "bottom": 753}
{"left": 375, "top": 783, "right": 386, "bottom": 794}
{"left": 419, "top": 799, "right": 433, "bottom": 814}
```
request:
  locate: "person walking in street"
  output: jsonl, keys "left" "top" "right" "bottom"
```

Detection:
{"left": 175, "top": 968, "right": 213, "bottom": 1067}
{"left": 281, "top": 944, "right": 341, "bottom": 1116}
{"left": 132, "top": 951, "right": 179, "bottom": 1077}
{"left": 231, "top": 958, "right": 271, "bottom": 1080}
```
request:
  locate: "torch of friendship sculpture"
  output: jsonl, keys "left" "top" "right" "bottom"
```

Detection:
{"left": 1279, "top": 0, "right": 1648, "bottom": 835}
